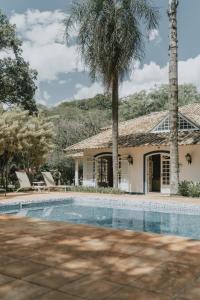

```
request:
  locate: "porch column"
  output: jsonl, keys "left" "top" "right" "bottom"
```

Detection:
{"left": 75, "top": 159, "right": 79, "bottom": 186}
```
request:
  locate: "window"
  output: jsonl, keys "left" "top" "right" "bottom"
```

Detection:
{"left": 96, "top": 158, "right": 109, "bottom": 184}
{"left": 153, "top": 116, "right": 170, "bottom": 132}
{"left": 95, "top": 155, "right": 113, "bottom": 187}
{"left": 162, "top": 160, "right": 170, "bottom": 185}
{"left": 179, "top": 116, "right": 196, "bottom": 130}
{"left": 152, "top": 114, "right": 198, "bottom": 133}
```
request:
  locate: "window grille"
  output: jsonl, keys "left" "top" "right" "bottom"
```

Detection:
{"left": 152, "top": 114, "right": 198, "bottom": 133}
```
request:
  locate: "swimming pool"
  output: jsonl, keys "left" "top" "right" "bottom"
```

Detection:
{"left": 1, "top": 197, "right": 200, "bottom": 239}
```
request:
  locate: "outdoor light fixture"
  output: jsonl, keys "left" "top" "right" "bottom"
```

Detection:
{"left": 185, "top": 153, "right": 192, "bottom": 165}
{"left": 127, "top": 155, "right": 133, "bottom": 165}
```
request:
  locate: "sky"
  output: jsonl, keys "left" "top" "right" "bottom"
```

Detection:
{"left": 0, "top": 0, "right": 200, "bottom": 106}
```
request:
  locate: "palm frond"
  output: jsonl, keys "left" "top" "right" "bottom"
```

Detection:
{"left": 65, "top": 0, "right": 159, "bottom": 88}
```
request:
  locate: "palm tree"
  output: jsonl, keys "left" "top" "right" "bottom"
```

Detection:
{"left": 65, "top": 0, "right": 159, "bottom": 188}
{"left": 168, "top": 0, "right": 179, "bottom": 195}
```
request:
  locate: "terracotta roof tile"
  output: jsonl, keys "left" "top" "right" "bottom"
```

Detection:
{"left": 65, "top": 103, "right": 200, "bottom": 152}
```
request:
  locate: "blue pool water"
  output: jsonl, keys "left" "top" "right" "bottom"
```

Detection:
{"left": 1, "top": 198, "right": 200, "bottom": 239}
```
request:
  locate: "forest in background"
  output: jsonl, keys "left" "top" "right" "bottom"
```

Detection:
{"left": 39, "top": 84, "right": 200, "bottom": 184}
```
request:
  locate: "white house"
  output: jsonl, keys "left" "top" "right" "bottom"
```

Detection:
{"left": 65, "top": 103, "right": 200, "bottom": 194}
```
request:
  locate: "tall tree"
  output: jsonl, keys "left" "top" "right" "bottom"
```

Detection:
{"left": 0, "top": 57, "right": 37, "bottom": 112}
{"left": 168, "top": 0, "right": 179, "bottom": 195}
{"left": 0, "top": 10, "right": 21, "bottom": 51}
{"left": 0, "top": 10, "right": 37, "bottom": 113}
{"left": 0, "top": 108, "right": 54, "bottom": 190}
{"left": 65, "top": 0, "right": 159, "bottom": 188}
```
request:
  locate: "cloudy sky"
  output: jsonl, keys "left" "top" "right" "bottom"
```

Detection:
{"left": 0, "top": 0, "right": 200, "bottom": 106}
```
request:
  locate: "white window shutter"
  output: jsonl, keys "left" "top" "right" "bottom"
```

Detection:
{"left": 119, "top": 158, "right": 129, "bottom": 192}
{"left": 83, "top": 157, "right": 95, "bottom": 187}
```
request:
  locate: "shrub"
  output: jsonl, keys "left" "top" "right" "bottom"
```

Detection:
{"left": 178, "top": 181, "right": 191, "bottom": 197}
{"left": 179, "top": 181, "right": 200, "bottom": 198}
{"left": 66, "top": 185, "right": 125, "bottom": 194}
{"left": 189, "top": 182, "right": 200, "bottom": 198}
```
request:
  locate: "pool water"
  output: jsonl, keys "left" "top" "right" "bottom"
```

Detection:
{"left": 2, "top": 198, "right": 200, "bottom": 240}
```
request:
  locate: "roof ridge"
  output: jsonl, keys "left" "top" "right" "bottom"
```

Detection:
{"left": 122, "top": 103, "right": 200, "bottom": 126}
{"left": 119, "top": 110, "right": 167, "bottom": 127}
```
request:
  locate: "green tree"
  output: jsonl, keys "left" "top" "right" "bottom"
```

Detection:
{"left": 0, "top": 10, "right": 21, "bottom": 51}
{"left": 168, "top": 0, "right": 179, "bottom": 195}
{"left": 59, "top": 94, "right": 112, "bottom": 111}
{"left": 0, "top": 10, "right": 37, "bottom": 113}
{"left": 45, "top": 106, "right": 110, "bottom": 184}
{"left": 0, "top": 108, "right": 54, "bottom": 190}
{"left": 119, "top": 84, "right": 200, "bottom": 121}
{"left": 17, "top": 114, "right": 54, "bottom": 171}
{"left": 0, "top": 57, "right": 37, "bottom": 112}
{"left": 65, "top": 0, "right": 159, "bottom": 188}
{"left": 0, "top": 109, "right": 27, "bottom": 189}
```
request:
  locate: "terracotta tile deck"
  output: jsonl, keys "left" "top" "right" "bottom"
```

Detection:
{"left": 1, "top": 191, "right": 200, "bottom": 299}
{"left": 0, "top": 212, "right": 200, "bottom": 300}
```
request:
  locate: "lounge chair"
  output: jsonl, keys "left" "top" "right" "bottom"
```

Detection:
{"left": 42, "top": 171, "right": 67, "bottom": 192}
{"left": 16, "top": 171, "right": 47, "bottom": 192}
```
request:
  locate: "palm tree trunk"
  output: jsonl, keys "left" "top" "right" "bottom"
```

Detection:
{"left": 168, "top": 0, "right": 179, "bottom": 195}
{"left": 112, "top": 72, "right": 119, "bottom": 189}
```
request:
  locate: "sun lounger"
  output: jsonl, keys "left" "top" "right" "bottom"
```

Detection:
{"left": 16, "top": 171, "right": 47, "bottom": 192}
{"left": 42, "top": 171, "right": 67, "bottom": 192}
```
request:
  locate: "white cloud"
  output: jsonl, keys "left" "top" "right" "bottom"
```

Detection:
{"left": 74, "top": 55, "right": 200, "bottom": 99}
{"left": 9, "top": 9, "right": 200, "bottom": 104}
{"left": 179, "top": 56, "right": 200, "bottom": 87}
{"left": 43, "top": 90, "right": 50, "bottom": 101}
{"left": 10, "top": 13, "right": 26, "bottom": 31}
{"left": 0, "top": 49, "right": 14, "bottom": 59}
{"left": 120, "top": 61, "right": 168, "bottom": 97}
{"left": 148, "top": 29, "right": 160, "bottom": 41}
{"left": 22, "top": 41, "right": 82, "bottom": 81}
{"left": 10, "top": 9, "right": 83, "bottom": 82}
{"left": 74, "top": 61, "right": 167, "bottom": 99}
{"left": 74, "top": 82, "right": 103, "bottom": 99}
{"left": 37, "top": 99, "right": 47, "bottom": 106}
{"left": 10, "top": 9, "right": 65, "bottom": 34}
{"left": 35, "top": 85, "right": 47, "bottom": 106}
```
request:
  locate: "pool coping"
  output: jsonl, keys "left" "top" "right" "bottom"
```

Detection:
{"left": 1, "top": 192, "right": 200, "bottom": 215}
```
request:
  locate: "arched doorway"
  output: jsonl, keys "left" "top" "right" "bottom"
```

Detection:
{"left": 144, "top": 151, "right": 170, "bottom": 194}
{"left": 95, "top": 153, "right": 113, "bottom": 188}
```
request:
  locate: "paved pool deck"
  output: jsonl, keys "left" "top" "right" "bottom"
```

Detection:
{"left": 1, "top": 191, "right": 200, "bottom": 205}
{"left": 0, "top": 192, "right": 200, "bottom": 299}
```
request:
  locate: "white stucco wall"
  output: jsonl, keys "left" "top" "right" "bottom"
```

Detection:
{"left": 179, "top": 145, "right": 200, "bottom": 183}
{"left": 82, "top": 145, "right": 200, "bottom": 193}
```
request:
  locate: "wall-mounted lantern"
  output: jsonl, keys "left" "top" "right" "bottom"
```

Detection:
{"left": 127, "top": 155, "right": 133, "bottom": 165}
{"left": 185, "top": 153, "right": 192, "bottom": 165}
